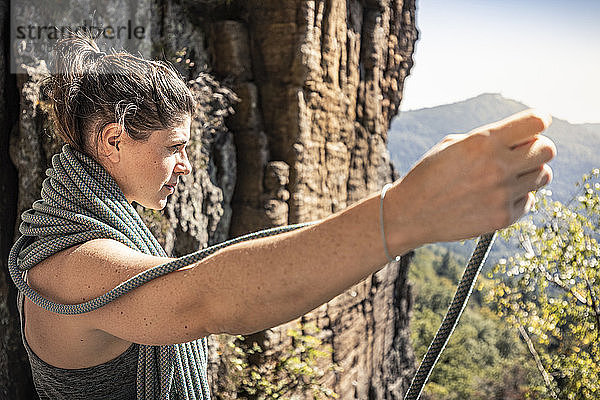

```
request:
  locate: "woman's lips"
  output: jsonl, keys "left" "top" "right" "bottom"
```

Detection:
{"left": 164, "top": 184, "right": 175, "bottom": 193}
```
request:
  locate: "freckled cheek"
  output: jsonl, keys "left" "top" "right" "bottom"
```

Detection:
{"left": 148, "top": 151, "right": 168, "bottom": 169}
{"left": 161, "top": 159, "right": 175, "bottom": 172}
{"left": 156, "top": 159, "right": 175, "bottom": 183}
{"left": 138, "top": 158, "right": 164, "bottom": 190}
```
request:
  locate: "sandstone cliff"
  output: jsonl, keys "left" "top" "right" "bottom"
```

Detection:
{"left": 0, "top": 1, "right": 418, "bottom": 398}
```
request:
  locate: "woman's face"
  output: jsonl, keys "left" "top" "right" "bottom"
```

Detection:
{"left": 106, "top": 116, "right": 192, "bottom": 210}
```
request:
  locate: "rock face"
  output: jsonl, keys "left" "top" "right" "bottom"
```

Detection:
{"left": 0, "top": 0, "right": 418, "bottom": 398}
{"left": 1, "top": 0, "right": 33, "bottom": 397}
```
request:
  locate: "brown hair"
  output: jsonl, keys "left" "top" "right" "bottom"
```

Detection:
{"left": 42, "top": 31, "right": 196, "bottom": 159}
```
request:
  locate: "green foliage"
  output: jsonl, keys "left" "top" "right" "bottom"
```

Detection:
{"left": 214, "top": 322, "right": 340, "bottom": 400}
{"left": 484, "top": 168, "right": 600, "bottom": 399}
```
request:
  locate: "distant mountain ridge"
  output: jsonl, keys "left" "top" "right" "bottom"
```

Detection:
{"left": 583, "top": 123, "right": 600, "bottom": 134}
{"left": 388, "top": 93, "right": 600, "bottom": 262}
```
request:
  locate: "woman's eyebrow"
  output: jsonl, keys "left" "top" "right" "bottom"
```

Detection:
{"left": 169, "top": 139, "right": 189, "bottom": 145}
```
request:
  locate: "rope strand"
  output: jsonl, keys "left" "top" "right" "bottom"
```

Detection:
{"left": 403, "top": 231, "right": 497, "bottom": 400}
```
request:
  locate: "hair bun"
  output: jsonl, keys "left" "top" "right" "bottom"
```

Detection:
{"left": 91, "top": 49, "right": 107, "bottom": 61}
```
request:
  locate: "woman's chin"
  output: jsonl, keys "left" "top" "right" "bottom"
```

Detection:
{"left": 154, "top": 198, "right": 168, "bottom": 210}
{"left": 135, "top": 197, "right": 168, "bottom": 211}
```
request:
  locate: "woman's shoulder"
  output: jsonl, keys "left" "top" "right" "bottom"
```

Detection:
{"left": 25, "top": 238, "right": 204, "bottom": 346}
{"left": 27, "top": 238, "right": 170, "bottom": 305}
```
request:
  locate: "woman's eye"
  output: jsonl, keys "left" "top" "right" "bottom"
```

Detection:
{"left": 170, "top": 144, "right": 183, "bottom": 153}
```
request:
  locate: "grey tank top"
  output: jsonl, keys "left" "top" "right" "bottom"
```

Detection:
{"left": 17, "top": 291, "right": 139, "bottom": 399}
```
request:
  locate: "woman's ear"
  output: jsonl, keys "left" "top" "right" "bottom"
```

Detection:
{"left": 98, "top": 123, "right": 123, "bottom": 163}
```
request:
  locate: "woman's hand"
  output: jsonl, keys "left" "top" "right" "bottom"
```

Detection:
{"left": 385, "top": 109, "right": 556, "bottom": 247}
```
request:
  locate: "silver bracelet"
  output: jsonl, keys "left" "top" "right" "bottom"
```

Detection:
{"left": 380, "top": 183, "right": 401, "bottom": 263}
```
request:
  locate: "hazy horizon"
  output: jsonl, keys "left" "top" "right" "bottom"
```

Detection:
{"left": 400, "top": 0, "right": 600, "bottom": 124}
{"left": 400, "top": 92, "right": 600, "bottom": 126}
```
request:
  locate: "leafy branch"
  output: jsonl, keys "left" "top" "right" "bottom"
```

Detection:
{"left": 484, "top": 168, "right": 600, "bottom": 399}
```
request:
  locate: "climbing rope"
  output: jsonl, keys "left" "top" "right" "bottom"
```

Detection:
{"left": 403, "top": 231, "right": 498, "bottom": 400}
{"left": 8, "top": 144, "right": 318, "bottom": 399}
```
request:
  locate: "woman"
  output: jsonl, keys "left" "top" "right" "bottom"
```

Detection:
{"left": 10, "top": 34, "right": 556, "bottom": 399}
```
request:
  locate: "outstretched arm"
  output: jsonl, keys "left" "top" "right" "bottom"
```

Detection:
{"left": 28, "top": 109, "right": 556, "bottom": 346}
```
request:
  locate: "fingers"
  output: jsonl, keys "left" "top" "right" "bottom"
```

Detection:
{"left": 512, "top": 163, "right": 553, "bottom": 203}
{"left": 511, "top": 135, "right": 557, "bottom": 178}
{"left": 510, "top": 164, "right": 552, "bottom": 224}
{"left": 511, "top": 192, "right": 536, "bottom": 224}
{"left": 483, "top": 109, "right": 552, "bottom": 149}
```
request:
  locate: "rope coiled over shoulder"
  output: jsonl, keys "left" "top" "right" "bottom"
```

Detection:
{"left": 8, "top": 144, "right": 317, "bottom": 399}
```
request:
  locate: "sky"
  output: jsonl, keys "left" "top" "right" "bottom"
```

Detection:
{"left": 400, "top": 0, "right": 600, "bottom": 124}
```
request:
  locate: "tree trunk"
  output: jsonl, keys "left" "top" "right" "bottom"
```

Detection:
{"left": 0, "top": 0, "right": 418, "bottom": 398}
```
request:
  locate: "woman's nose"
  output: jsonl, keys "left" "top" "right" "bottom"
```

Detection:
{"left": 175, "top": 150, "right": 192, "bottom": 175}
